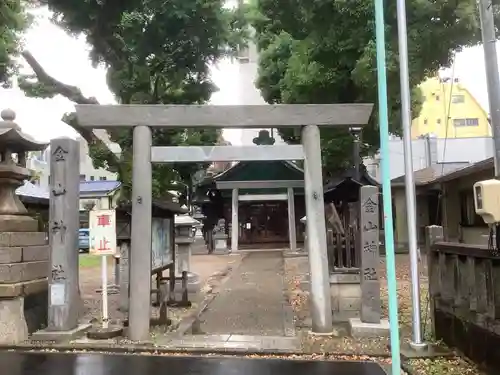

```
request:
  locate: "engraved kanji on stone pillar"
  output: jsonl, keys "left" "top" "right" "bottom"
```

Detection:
{"left": 359, "top": 185, "right": 381, "bottom": 324}
{"left": 47, "top": 137, "right": 80, "bottom": 332}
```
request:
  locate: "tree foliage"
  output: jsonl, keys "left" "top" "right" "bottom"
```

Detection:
{"left": 252, "top": 0, "right": 487, "bottom": 177}
{"left": 18, "top": 0, "right": 246, "bottom": 200}
{"left": 0, "top": 0, "right": 30, "bottom": 87}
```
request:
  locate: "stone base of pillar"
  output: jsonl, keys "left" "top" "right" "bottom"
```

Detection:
{"left": 213, "top": 235, "right": 228, "bottom": 253}
{"left": 32, "top": 323, "right": 92, "bottom": 342}
{"left": 170, "top": 272, "right": 201, "bottom": 301}
{"left": 330, "top": 273, "right": 361, "bottom": 322}
{"left": 348, "top": 317, "right": 390, "bottom": 338}
{"left": 0, "top": 297, "right": 28, "bottom": 343}
{"left": 0, "top": 233, "right": 51, "bottom": 343}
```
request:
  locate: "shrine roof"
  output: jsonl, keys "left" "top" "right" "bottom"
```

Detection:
{"left": 79, "top": 180, "right": 121, "bottom": 194}
{"left": 197, "top": 160, "right": 303, "bottom": 186}
{"left": 324, "top": 166, "right": 379, "bottom": 192}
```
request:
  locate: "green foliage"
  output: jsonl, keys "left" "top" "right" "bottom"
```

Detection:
{"left": 0, "top": 0, "right": 30, "bottom": 87}
{"left": 252, "top": 0, "right": 485, "bottom": 177}
{"left": 19, "top": 0, "right": 246, "bottom": 200}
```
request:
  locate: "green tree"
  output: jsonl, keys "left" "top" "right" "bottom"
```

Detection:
{"left": 0, "top": 0, "right": 30, "bottom": 87}
{"left": 252, "top": 0, "right": 484, "bottom": 177}
{"left": 18, "top": 0, "right": 246, "bottom": 200}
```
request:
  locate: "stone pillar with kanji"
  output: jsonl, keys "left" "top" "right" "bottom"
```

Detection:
{"left": 349, "top": 185, "right": 389, "bottom": 338}
{"left": 0, "top": 109, "right": 50, "bottom": 343}
{"left": 32, "top": 134, "right": 91, "bottom": 341}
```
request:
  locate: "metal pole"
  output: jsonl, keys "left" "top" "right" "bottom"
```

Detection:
{"left": 302, "top": 124, "right": 333, "bottom": 333}
{"left": 129, "top": 125, "right": 153, "bottom": 341}
{"left": 374, "top": 0, "right": 402, "bottom": 371}
{"left": 478, "top": 0, "right": 500, "bottom": 175}
{"left": 101, "top": 255, "right": 109, "bottom": 329}
{"left": 396, "top": 0, "right": 425, "bottom": 348}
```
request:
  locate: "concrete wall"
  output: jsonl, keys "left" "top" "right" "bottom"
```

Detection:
{"left": 365, "top": 136, "right": 494, "bottom": 181}
{"left": 392, "top": 187, "right": 430, "bottom": 250}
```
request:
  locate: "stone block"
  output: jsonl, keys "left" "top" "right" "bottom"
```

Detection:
{"left": 0, "top": 277, "right": 48, "bottom": 298}
{"left": 0, "top": 215, "right": 38, "bottom": 233}
{"left": 215, "top": 238, "right": 228, "bottom": 251}
{"left": 330, "top": 272, "right": 362, "bottom": 322}
{"left": 0, "top": 247, "right": 22, "bottom": 264}
{"left": 330, "top": 283, "right": 362, "bottom": 299}
{"left": 339, "top": 297, "right": 361, "bottom": 311}
{"left": 31, "top": 324, "right": 91, "bottom": 342}
{"left": 349, "top": 317, "right": 390, "bottom": 338}
{"left": 171, "top": 277, "right": 201, "bottom": 301}
{"left": 0, "top": 261, "right": 48, "bottom": 283}
{"left": 330, "top": 273, "right": 360, "bottom": 284}
{"left": 0, "top": 245, "right": 49, "bottom": 264}
{"left": 23, "top": 245, "right": 49, "bottom": 262}
{"left": 0, "top": 297, "right": 28, "bottom": 343}
{"left": 0, "top": 232, "right": 47, "bottom": 247}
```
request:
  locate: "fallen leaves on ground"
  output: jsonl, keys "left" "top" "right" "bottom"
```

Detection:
{"left": 409, "top": 357, "right": 485, "bottom": 375}
{"left": 284, "top": 254, "right": 464, "bottom": 372}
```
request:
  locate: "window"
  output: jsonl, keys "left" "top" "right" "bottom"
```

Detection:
{"left": 466, "top": 118, "right": 479, "bottom": 126}
{"left": 423, "top": 119, "right": 428, "bottom": 125}
{"left": 99, "top": 176, "right": 107, "bottom": 181}
{"left": 454, "top": 118, "right": 479, "bottom": 127}
{"left": 435, "top": 95, "right": 440, "bottom": 101}
{"left": 459, "top": 190, "right": 485, "bottom": 226}
{"left": 90, "top": 176, "right": 95, "bottom": 181}
{"left": 79, "top": 174, "right": 85, "bottom": 181}
{"left": 452, "top": 95, "right": 465, "bottom": 103}
{"left": 437, "top": 119, "right": 442, "bottom": 124}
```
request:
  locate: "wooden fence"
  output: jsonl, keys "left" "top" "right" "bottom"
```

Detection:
{"left": 427, "top": 225, "right": 500, "bottom": 373}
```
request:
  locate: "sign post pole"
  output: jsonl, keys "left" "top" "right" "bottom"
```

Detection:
{"left": 101, "top": 255, "right": 109, "bottom": 329}
{"left": 87, "top": 209, "right": 123, "bottom": 339}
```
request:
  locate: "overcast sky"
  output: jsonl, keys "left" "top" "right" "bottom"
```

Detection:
{"left": 0, "top": 8, "right": 495, "bottom": 145}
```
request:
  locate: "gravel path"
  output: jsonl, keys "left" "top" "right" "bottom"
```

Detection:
{"left": 198, "top": 251, "right": 288, "bottom": 336}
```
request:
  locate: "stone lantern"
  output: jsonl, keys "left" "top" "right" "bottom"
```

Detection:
{"left": 0, "top": 109, "right": 48, "bottom": 231}
{"left": 174, "top": 213, "right": 201, "bottom": 300}
{"left": 0, "top": 109, "right": 49, "bottom": 344}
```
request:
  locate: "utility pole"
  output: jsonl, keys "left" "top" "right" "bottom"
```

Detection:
{"left": 396, "top": 0, "right": 426, "bottom": 349}
{"left": 478, "top": 0, "right": 500, "bottom": 175}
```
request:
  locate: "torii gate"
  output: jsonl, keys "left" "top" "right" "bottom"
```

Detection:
{"left": 75, "top": 103, "right": 372, "bottom": 341}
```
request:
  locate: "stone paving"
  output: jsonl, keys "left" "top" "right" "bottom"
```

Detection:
{"left": 196, "top": 250, "right": 293, "bottom": 337}
{"left": 159, "top": 334, "right": 300, "bottom": 351}
{"left": 79, "top": 252, "right": 239, "bottom": 325}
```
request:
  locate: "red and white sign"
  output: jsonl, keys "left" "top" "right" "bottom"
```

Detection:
{"left": 89, "top": 209, "right": 117, "bottom": 256}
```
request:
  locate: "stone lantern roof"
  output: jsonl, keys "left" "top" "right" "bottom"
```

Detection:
{"left": 0, "top": 109, "right": 47, "bottom": 152}
{"left": 0, "top": 109, "right": 49, "bottom": 232}
{"left": 175, "top": 214, "right": 200, "bottom": 227}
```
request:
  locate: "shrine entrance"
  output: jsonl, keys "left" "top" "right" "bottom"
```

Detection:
{"left": 237, "top": 200, "right": 290, "bottom": 245}
{"left": 194, "top": 132, "right": 307, "bottom": 249}
{"left": 74, "top": 103, "right": 372, "bottom": 341}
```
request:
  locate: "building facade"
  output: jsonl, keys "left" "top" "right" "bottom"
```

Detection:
{"left": 364, "top": 135, "right": 494, "bottom": 181}
{"left": 411, "top": 76, "right": 491, "bottom": 139}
